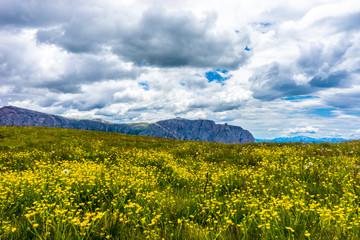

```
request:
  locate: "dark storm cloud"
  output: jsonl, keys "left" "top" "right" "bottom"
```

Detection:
{"left": 249, "top": 62, "right": 310, "bottom": 101}
{"left": 250, "top": 30, "right": 357, "bottom": 101}
{"left": 325, "top": 90, "right": 360, "bottom": 109}
{"left": 36, "top": 7, "right": 250, "bottom": 69}
{"left": 249, "top": 10, "right": 360, "bottom": 102}
{"left": 113, "top": 8, "right": 249, "bottom": 69}
{"left": 309, "top": 71, "right": 349, "bottom": 88}
{"left": 249, "top": 62, "right": 353, "bottom": 101}
{"left": 40, "top": 81, "right": 81, "bottom": 94}
{"left": 188, "top": 98, "right": 243, "bottom": 112}
{"left": 34, "top": 55, "right": 143, "bottom": 93}
{"left": 296, "top": 40, "right": 350, "bottom": 77}
{"left": 58, "top": 99, "right": 108, "bottom": 111}
{"left": 0, "top": 0, "right": 75, "bottom": 27}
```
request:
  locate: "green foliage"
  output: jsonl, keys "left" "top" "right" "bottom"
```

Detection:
{"left": 0, "top": 126, "right": 360, "bottom": 239}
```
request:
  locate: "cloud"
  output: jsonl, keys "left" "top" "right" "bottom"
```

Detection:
{"left": 324, "top": 87, "right": 360, "bottom": 110}
{"left": 0, "top": 30, "right": 143, "bottom": 94}
{"left": 249, "top": 4, "right": 360, "bottom": 101}
{"left": 35, "top": 53, "right": 143, "bottom": 93}
{"left": 36, "top": 6, "right": 250, "bottom": 69}
{"left": 0, "top": 0, "right": 75, "bottom": 27}
{"left": 309, "top": 71, "right": 349, "bottom": 88}
{"left": 287, "top": 126, "right": 319, "bottom": 135}
{"left": 296, "top": 39, "right": 354, "bottom": 78}
{"left": 249, "top": 62, "right": 310, "bottom": 100}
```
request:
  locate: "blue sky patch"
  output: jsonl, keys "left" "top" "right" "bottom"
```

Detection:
{"left": 310, "top": 108, "right": 336, "bottom": 118}
{"left": 138, "top": 82, "right": 150, "bottom": 90}
{"left": 345, "top": 110, "right": 360, "bottom": 117}
{"left": 245, "top": 46, "right": 251, "bottom": 51}
{"left": 283, "top": 95, "right": 318, "bottom": 102}
{"left": 205, "top": 69, "right": 232, "bottom": 85}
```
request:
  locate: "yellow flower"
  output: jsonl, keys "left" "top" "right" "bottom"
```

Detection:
{"left": 11, "top": 228, "right": 16, "bottom": 232}
{"left": 33, "top": 224, "right": 39, "bottom": 228}
{"left": 305, "top": 231, "right": 311, "bottom": 237}
{"left": 285, "top": 227, "right": 295, "bottom": 232}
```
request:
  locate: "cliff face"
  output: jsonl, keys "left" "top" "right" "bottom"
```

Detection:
{"left": 0, "top": 106, "right": 255, "bottom": 144}
{"left": 144, "top": 118, "right": 254, "bottom": 144}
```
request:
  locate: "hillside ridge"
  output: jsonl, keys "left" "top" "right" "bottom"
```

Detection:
{"left": 0, "top": 106, "right": 255, "bottom": 143}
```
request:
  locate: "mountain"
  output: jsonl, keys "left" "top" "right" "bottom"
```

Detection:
{"left": 255, "top": 136, "right": 348, "bottom": 143}
{"left": 0, "top": 106, "right": 255, "bottom": 144}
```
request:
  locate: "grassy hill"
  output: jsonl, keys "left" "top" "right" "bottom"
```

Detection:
{"left": 0, "top": 126, "right": 360, "bottom": 239}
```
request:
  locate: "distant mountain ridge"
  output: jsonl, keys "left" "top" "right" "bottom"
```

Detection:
{"left": 0, "top": 106, "right": 255, "bottom": 144}
{"left": 256, "top": 136, "right": 348, "bottom": 143}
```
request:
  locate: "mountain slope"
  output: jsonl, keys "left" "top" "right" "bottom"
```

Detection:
{"left": 0, "top": 106, "right": 254, "bottom": 143}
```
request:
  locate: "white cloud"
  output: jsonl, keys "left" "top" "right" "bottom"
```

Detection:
{"left": 288, "top": 126, "right": 319, "bottom": 135}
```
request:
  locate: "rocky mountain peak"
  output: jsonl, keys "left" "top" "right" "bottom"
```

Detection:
{"left": 0, "top": 106, "right": 255, "bottom": 144}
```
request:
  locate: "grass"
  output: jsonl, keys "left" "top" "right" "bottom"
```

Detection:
{"left": 0, "top": 126, "right": 360, "bottom": 239}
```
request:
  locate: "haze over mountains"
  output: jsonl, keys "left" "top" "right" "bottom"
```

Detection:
{"left": 256, "top": 136, "right": 348, "bottom": 143}
{"left": 0, "top": 106, "right": 255, "bottom": 144}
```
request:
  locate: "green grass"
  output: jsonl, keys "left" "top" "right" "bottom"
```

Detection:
{"left": 0, "top": 126, "right": 360, "bottom": 239}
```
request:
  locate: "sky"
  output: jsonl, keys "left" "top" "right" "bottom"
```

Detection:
{"left": 1, "top": 0, "right": 360, "bottom": 139}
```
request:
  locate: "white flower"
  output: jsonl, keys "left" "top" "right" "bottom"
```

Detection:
{"left": 305, "top": 165, "right": 308, "bottom": 170}
{"left": 308, "top": 162, "right": 313, "bottom": 166}
{"left": 62, "top": 169, "right": 70, "bottom": 174}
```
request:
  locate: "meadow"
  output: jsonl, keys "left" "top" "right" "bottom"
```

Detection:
{"left": 0, "top": 126, "right": 360, "bottom": 239}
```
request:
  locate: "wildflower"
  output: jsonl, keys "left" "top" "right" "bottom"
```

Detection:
{"left": 305, "top": 231, "right": 311, "bottom": 237}
{"left": 33, "top": 224, "right": 39, "bottom": 228}
{"left": 63, "top": 169, "right": 70, "bottom": 174}
{"left": 226, "top": 219, "right": 233, "bottom": 224}
{"left": 11, "top": 228, "right": 16, "bottom": 232}
{"left": 285, "top": 226, "right": 295, "bottom": 232}
{"left": 305, "top": 162, "right": 313, "bottom": 169}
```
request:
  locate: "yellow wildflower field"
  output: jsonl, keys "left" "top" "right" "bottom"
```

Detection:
{"left": 0, "top": 126, "right": 359, "bottom": 239}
